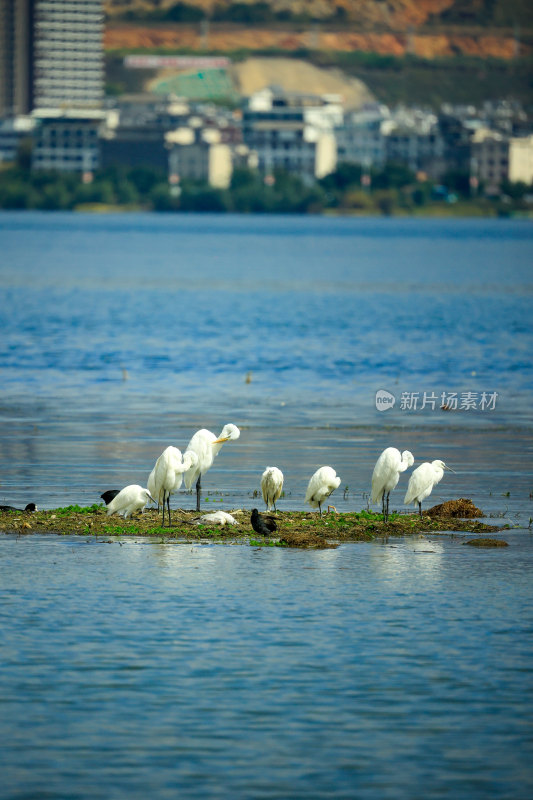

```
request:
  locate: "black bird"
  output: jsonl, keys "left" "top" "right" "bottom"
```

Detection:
{"left": 251, "top": 508, "right": 277, "bottom": 537}
{"left": 101, "top": 490, "right": 121, "bottom": 505}
{"left": 0, "top": 503, "right": 36, "bottom": 512}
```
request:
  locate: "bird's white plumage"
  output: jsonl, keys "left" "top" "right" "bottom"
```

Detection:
{"left": 106, "top": 485, "right": 154, "bottom": 519}
{"left": 152, "top": 446, "right": 183, "bottom": 506}
{"left": 261, "top": 466, "right": 284, "bottom": 511}
{"left": 404, "top": 460, "right": 447, "bottom": 507}
{"left": 147, "top": 467, "right": 157, "bottom": 504}
{"left": 371, "top": 448, "right": 414, "bottom": 504}
{"left": 197, "top": 511, "right": 238, "bottom": 526}
{"left": 150, "top": 447, "right": 199, "bottom": 523}
{"left": 305, "top": 466, "right": 341, "bottom": 512}
{"left": 184, "top": 424, "right": 240, "bottom": 491}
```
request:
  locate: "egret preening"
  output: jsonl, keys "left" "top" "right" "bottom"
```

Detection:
{"left": 152, "top": 446, "right": 198, "bottom": 526}
{"left": 106, "top": 485, "right": 155, "bottom": 519}
{"left": 184, "top": 424, "right": 240, "bottom": 511}
{"left": 404, "top": 460, "right": 454, "bottom": 518}
{"left": 261, "top": 466, "right": 284, "bottom": 512}
{"left": 305, "top": 467, "right": 341, "bottom": 516}
{"left": 251, "top": 508, "right": 277, "bottom": 536}
{"left": 371, "top": 448, "right": 414, "bottom": 522}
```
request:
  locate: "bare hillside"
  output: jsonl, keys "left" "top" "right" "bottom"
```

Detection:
{"left": 230, "top": 58, "right": 374, "bottom": 108}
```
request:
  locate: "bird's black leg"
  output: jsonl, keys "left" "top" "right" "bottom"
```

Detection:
{"left": 161, "top": 491, "right": 167, "bottom": 527}
{"left": 167, "top": 494, "right": 171, "bottom": 527}
{"left": 318, "top": 502, "right": 322, "bottom": 517}
{"left": 386, "top": 492, "right": 390, "bottom": 523}
{"left": 382, "top": 493, "right": 386, "bottom": 520}
{"left": 418, "top": 501, "right": 422, "bottom": 519}
{"left": 196, "top": 475, "right": 201, "bottom": 512}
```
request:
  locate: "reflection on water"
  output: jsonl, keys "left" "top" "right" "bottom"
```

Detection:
{"left": 0, "top": 533, "right": 532, "bottom": 799}
{"left": 372, "top": 535, "right": 445, "bottom": 580}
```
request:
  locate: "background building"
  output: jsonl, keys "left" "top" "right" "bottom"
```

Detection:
{"left": 1, "top": 0, "right": 104, "bottom": 116}
{"left": 0, "top": 0, "right": 34, "bottom": 116}
{"left": 242, "top": 88, "right": 341, "bottom": 181}
{"left": 32, "top": 0, "right": 104, "bottom": 112}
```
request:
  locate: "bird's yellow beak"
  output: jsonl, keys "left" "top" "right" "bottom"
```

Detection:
{"left": 212, "top": 436, "right": 230, "bottom": 444}
{"left": 444, "top": 465, "right": 456, "bottom": 473}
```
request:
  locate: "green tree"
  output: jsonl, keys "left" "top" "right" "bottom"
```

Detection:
{"left": 500, "top": 179, "right": 529, "bottom": 200}
{"left": 38, "top": 183, "right": 72, "bottom": 210}
{"left": 441, "top": 169, "right": 471, "bottom": 197}
{"left": 150, "top": 182, "right": 178, "bottom": 211}
{"left": 373, "top": 163, "right": 416, "bottom": 190}
{"left": 319, "top": 162, "right": 363, "bottom": 192}
{"left": 180, "top": 185, "right": 229, "bottom": 212}
{"left": 128, "top": 166, "right": 164, "bottom": 195}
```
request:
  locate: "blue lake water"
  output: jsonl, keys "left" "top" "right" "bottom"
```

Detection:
{"left": 0, "top": 212, "right": 533, "bottom": 798}
{"left": 1, "top": 532, "right": 532, "bottom": 800}
{"left": 0, "top": 212, "right": 532, "bottom": 516}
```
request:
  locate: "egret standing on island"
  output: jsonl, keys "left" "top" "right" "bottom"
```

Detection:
{"left": 151, "top": 446, "right": 198, "bottom": 526}
{"left": 106, "top": 485, "right": 155, "bottom": 519}
{"left": 184, "top": 423, "right": 240, "bottom": 511}
{"left": 404, "top": 460, "right": 454, "bottom": 518}
{"left": 261, "top": 466, "right": 284, "bottom": 512}
{"left": 305, "top": 466, "right": 341, "bottom": 516}
{"left": 371, "top": 447, "right": 414, "bottom": 522}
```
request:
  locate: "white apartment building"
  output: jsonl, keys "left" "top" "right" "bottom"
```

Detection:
{"left": 33, "top": 0, "right": 104, "bottom": 112}
{"left": 242, "top": 88, "right": 341, "bottom": 181}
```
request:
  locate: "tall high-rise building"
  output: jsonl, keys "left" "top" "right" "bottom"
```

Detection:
{"left": 0, "top": 0, "right": 34, "bottom": 116}
{"left": 0, "top": 0, "right": 104, "bottom": 117}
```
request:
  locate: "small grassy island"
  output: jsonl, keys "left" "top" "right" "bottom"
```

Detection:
{"left": 0, "top": 501, "right": 508, "bottom": 548}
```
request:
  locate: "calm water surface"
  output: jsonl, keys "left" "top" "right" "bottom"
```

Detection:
{"left": 0, "top": 213, "right": 532, "bottom": 515}
{"left": 0, "top": 213, "right": 532, "bottom": 798}
{"left": 1, "top": 533, "right": 532, "bottom": 799}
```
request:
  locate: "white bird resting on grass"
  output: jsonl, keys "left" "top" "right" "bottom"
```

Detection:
{"left": 371, "top": 447, "right": 414, "bottom": 522}
{"left": 184, "top": 423, "right": 240, "bottom": 511}
{"left": 305, "top": 466, "right": 341, "bottom": 516}
{"left": 194, "top": 511, "right": 238, "bottom": 526}
{"left": 151, "top": 446, "right": 198, "bottom": 526}
{"left": 261, "top": 466, "right": 284, "bottom": 512}
{"left": 106, "top": 485, "right": 155, "bottom": 519}
{"left": 404, "top": 460, "right": 455, "bottom": 518}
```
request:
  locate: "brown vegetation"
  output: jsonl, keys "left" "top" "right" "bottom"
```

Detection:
{"left": 427, "top": 498, "right": 483, "bottom": 518}
{"left": 104, "top": 24, "right": 526, "bottom": 60}
{"left": 103, "top": 1, "right": 462, "bottom": 30}
{"left": 464, "top": 537, "right": 509, "bottom": 546}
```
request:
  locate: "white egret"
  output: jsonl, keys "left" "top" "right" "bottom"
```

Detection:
{"left": 305, "top": 466, "right": 341, "bottom": 516}
{"left": 147, "top": 467, "right": 157, "bottom": 507}
{"left": 106, "top": 485, "right": 155, "bottom": 519}
{"left": 152, "top": 446, "right": 198, "bottom": 526}
{"left": 261, "top": 466, "right": 284, "bottom": 512}
{"left": 197, "top": 511, "right": 238, "bottom": 526}
{"left": 184, "top": 423, "right": 240, "bottom": 511}
{"left": 404, "top": 460, "right": 455, "bottom": 518}
{"left": 371, "top": 447, "right": 414, "bottom": 522}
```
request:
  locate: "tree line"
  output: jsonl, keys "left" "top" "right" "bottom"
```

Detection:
{"left": 0, "top": 158, "right": 530, "bottom": 216}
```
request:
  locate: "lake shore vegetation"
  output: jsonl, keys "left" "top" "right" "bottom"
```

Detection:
{"left": 0, "top": 504, "right": 507, "bottom": 548}
{"left": 1, "top": 159, "right": 530, "bottom": 217}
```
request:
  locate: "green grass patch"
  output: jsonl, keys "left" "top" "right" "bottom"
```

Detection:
{"left": 54, "top": 504, "right": 102, "bottom": 515}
